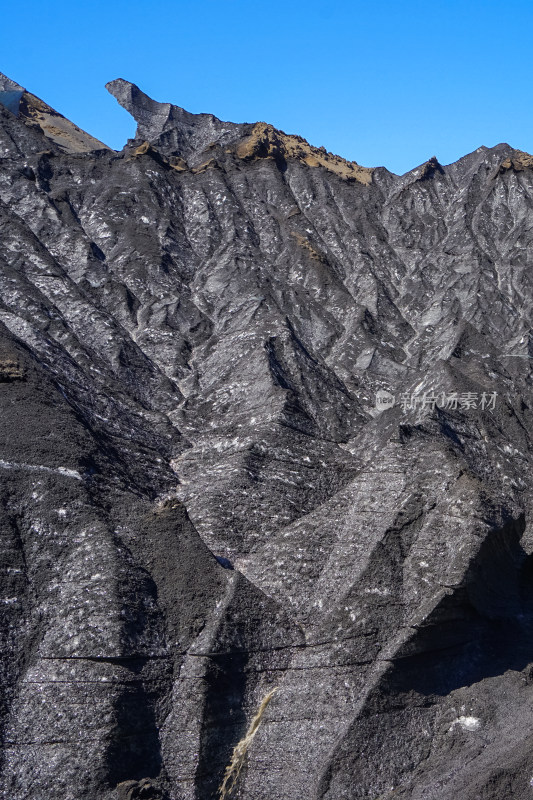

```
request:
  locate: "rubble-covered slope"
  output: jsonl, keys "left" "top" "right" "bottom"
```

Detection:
{"left": 1, "top": 72, "right": 533, "bottom": 800}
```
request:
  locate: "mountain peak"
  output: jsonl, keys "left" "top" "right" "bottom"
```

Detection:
{"left": 3, "top": 73, "right": 533, "bottom": 800}
{"left": 105, "top": 79, "right": 374, "bottom": 181}
{"left": 235, "top": 121, "right": 374, "bottom": 183}
{"left": 0, "top": 71, "right": 24, "bottom": 92}
{"left": 106, "top": 78, "right": 246, "bottom": 163}
{"left": 0, "top": 71, "right": 109, "bottom": 153}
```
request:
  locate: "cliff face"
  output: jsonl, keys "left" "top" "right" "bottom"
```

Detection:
{"left": 1, "top": 71, "right": 533, "bottom": 800}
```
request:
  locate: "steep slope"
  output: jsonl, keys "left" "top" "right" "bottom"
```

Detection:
{"left": 1, "top": 74, "right": 533, "bottom": 800}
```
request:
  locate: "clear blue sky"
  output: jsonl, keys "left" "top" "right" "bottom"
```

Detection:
{"left": 2, "top": 0, "right": 532, "bottom": 175}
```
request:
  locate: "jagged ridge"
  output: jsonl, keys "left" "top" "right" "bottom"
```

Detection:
{"left": 0, "top": 72, "right": 533, "bottom": 800}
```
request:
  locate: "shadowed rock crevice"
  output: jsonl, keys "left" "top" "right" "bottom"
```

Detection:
{"left": 195, "top": 650, "right": 249, "bottom": 800}
{"left": 106, "top": 678, "right": 164, "bottom": 788}
{"left": 316, "top": 514, "right": 533, "bottom": 800}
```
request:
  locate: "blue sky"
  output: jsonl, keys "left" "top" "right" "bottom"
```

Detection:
{"left": 2, "top": 0, "right": 532, "bottom": 174}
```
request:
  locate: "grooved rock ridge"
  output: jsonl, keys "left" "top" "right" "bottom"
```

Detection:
{"left": 1, "top": 73, "right": 533, "bottom": 800}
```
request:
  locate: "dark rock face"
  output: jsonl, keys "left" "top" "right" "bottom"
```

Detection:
{"left": 1, "top": 72, "right": 533, "bottom": 800}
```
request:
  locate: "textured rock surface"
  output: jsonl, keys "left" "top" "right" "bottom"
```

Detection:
{"left": 1, "top": 73, "right": 533, "bottom": 800}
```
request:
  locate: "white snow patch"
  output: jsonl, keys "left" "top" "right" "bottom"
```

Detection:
{"left": 449, "top": 715, "right": 481, "bottom": 732}
{"left": 0, "top": 460, "right": 82, "bottom": 480}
